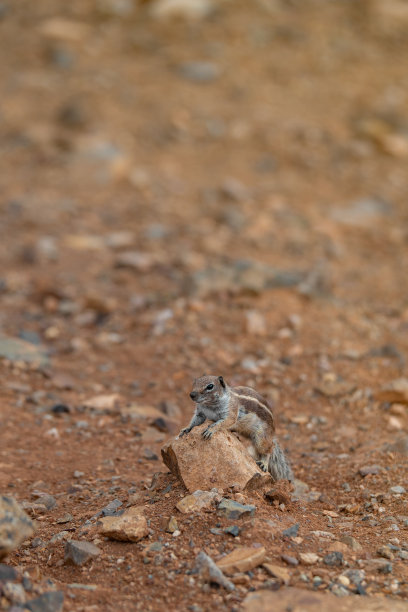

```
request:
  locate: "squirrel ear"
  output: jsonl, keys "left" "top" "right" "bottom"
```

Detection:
{"left": 218, "top": 376, "right": 225, "bottom": 388}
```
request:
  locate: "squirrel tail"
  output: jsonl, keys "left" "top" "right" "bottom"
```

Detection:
{"left": 269, "top": 438, "right": 293, "bottom": 482}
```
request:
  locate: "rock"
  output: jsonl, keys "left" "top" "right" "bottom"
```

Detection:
{"left": 122, "top": 405, "right": 179, "bottom": 433}
{"left": 245, "top": 311, "right": 267, "bottom": 336}
{"left": 224, "top": 525, "right": 240, "bottom": 537}
{"left": 377, "top": 545, "right": 393, "bottom": 560}
{"left": 166, "top": 517, "right": 178, "bottom": 533}
{"left": 314, "top": 379, "right": 356, "bottom": 398}
{"left": 161, "top": 425, "right": 265, "bottom": 493}
{"left": 56, "top": 513, "right": 73, "bottom": 524}
{"left": 64, "top": 540, "right": 101, "bottom": 566}
{"left": 0, "top": 496, "right": 36, "bottom": 560}
{"left": 149, "top": 0, "right": 214, "bottom": 19}
{"left": 343, "top": 569, "right": 365, "bottom": 585}
{"left": 217, "top": 499, "right": 256, "bottom": 520}
{"left": 243, "top": 587, "right": 408, "bottom": 611}
{"left": 176, "top": 490, "right": 221, "bottom": 514}
{"left": 99, "top": 506, "right": 148, "bottom": 542}
{"left": 217, "top": 546, "right": 266, "bottom": 574}
{"left": 178, "top": 62, "right": 220, "bottom": 83}
{"left": 386, "top": 436, "right": 408, "bottom": 455}
{"left": 83, "top": 393, "right": 122, "bottom": 412}
{"left": 195, "top": 551, "right": 234, "bottom": 591}
{"left": 0, "top": 334, "right": 49, "bottom": 367}
{"left": 26, "top": 591, "right": 64, "bottom": 612}
{"left": 281, "top": 554, "right": 298, "bottom": 566}
{"left": 263, "top": 563, "right": 291, "bottom": 585}
{"left": 330, "top": 197, "right": 392, "bottom": 228}
{"left": 299, "top": 552, "right": 319, "bottom": 565}
{"left": 365, "top": 558, "right": 393, "bottom": 574}
{"left": 115, "top": 251, "right": 155, "bottom": 271}
{"left": 390, "top": 486, "right": 406, "bottom": 494}
{"left": 282, "top": 523, "right": 299, "bottom": 538}
{"left": 3, "top": 582, "right": 26, "bottom": 605}
{"left": 358, "top": 464, "right": 382, "bottom": 477}
{"left": 0, "top": 564, "right": 18, "bottom": 580}
{"left": 31, "top": 493, "right": 57, "bottom": 510}
{"left": 323, "top": 551, "right": 343, "bottom": 567}
{"left": 340, "top": 535, "right": 363, "bottom": 552}
{"left": 100, "top": 499, "right": 123, "bottom": 516}
{"left": 376, "top": 378, "right": 408, "bottom": 404}
{"left": 39, "top": 17, "right": 89, "bottom": 42}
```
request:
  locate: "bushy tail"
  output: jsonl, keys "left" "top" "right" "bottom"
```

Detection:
{"left": 269, "top": 438, "right": 293, "bottom": 482}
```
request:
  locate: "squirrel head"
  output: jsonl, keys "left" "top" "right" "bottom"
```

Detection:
{"left": 189, "top": 375, "right": 227, "bottom": 404}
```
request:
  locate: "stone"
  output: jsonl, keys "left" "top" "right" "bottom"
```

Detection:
{"left": 2, "top": 582, "right": 26, "bottom": 605}
{"left": 245, "top": 311, "right": 267, "bottom": 336}
{"left": 217, "top": 499, "right": 256, "bottom": 520}
{"left": 358, "top": 465, "right": 382, "bottom": 477}
{"left": 315, "top": 379, "right": 356, "bottom": 398}
{"left": 99, "top": 506, "right": 148, "bottom": 542}
{"left": 176, "top": 490, "right": 221, "bottom": 514}
{"left": 195, "top": 551, "right": 234, "bottom": 591}
{"left": 281, "top": 554, "right": 298, "bottom": 566}
{"left": 376, "top": 378, "right": 408, "bottom": 404}
{"left": 390, "top": 486, "right": 406, "bottom": 494}
{"left": 0, "top": 563, "right": 18, "bottom": 580}
{"left": 0, "top": 334, "right": 49, "bottom": 367}
{"left": 26, "top": 591, "right": 64, "bottom": 612}
{"left": 330, "top": 197, "right": 392, "bottom": 228}
{"left": 340, "top": 535, "right": 363, "bottom": 552}
{"left": 365, "top": 558, "right": 393, "bottom": 574}
{"left": 243, "top": 587, "right": 408, "bottom": 611}
{"left": 161, "top": 425, "right": 266, "bottom": 493}
{"left": 263, "top": 563, "right": 291, "bottom": 585}
{"left": 166, "top": 517, "right": 178, "bottom": 533}
{"left": 386, "top": 436, "right": 408, "bottom": 455}
{"left": 179, "top": 62, "right": 220, "bottom": 83}
{"left": 100, "top": 499, "right": 123, "bottom": 516}
{"left": 31, "top": 493, "right": 57, "bottom": 510}
{"left": 83, "top": 394, "right": 122, "bottom": 412}
{"left": 64, "top": 540, "right": 101, "bottom": 566}
{"left": 115, "top": 251, "right": 155, "bottom": 271}
{"left": 224, "top": 525, "right": 240, "bottom": 537}
{"left": 150, "top": 0, "right": 215, "bottom": 20}
{"left": 0, "top": 496, "right": 35, "bottom": 559}
{"left": 282, "top": 523, "right": 299, "bottom": 538}
{"left": 323, "top": 551, "right": 343, "bottom": 567}
{"left": 299, "top": 552, "right": 319, "bottom": 565}
{"left": 217, "top": 546, "right": 266, "bottom": 574}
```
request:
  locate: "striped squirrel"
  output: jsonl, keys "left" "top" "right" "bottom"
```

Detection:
{"left": 179, "top": 375, "right": 293, "bottom": 481}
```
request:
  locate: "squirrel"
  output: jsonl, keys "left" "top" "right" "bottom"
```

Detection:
{"left": 178, "top": 375, "right": 293, "bottom": 482}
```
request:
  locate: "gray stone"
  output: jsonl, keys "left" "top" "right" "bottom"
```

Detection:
{"left": 224, "top": 525, "right": 240, "bottom": 537}
{"left": 2, "top": 582, "right": 26, "bottom": 605}
{"left": 100, "top": 498, "right": 123, "bottom": 516}
{"left": 0, "top": 335, "right": 49, "bottom": 367}
{"left": 324, "top": 551, "right": 343, "bottom": 567}
{"left": 195, "top": 551, "right": 234, "bottom": 591}
{"left": 217, "top": 499, "right": 256, "bottom": 520}
{"left": 281, "top": 554, "right": 298, "bottom": 566}
{"left": 390, "top": 486, "right": 406, "bottom": 494}
{"left": 0, "top": 496, "right": 35, "bottom": 559}
{"left": 178, "top": 62, "right": 220, "bottom": 83}
{"left": 0, "top": 563, "right": 18, "bottom": 580}
{"left": 64, "top": 540, "right": 101, "bottom": 566}
{"left": 32, "top": 493, "right": 57, "bottom": 510}
{"left": 358, "top": 465, "right": 382, "bottom": 477}
{"left": 343, "top": 569, "right": 365, "bottom": 585}
{"left": 282, "top": 523, "right": 299, "bottom": 538}
{"left": 26, "top": 591, "right": 64, "bottom": 612}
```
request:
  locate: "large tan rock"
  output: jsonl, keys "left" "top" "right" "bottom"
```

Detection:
{"left": 99, "top": 507, "right": 148, "bottom": 542}
{"left": 161, "top": 424, "right": 271, "bottom": 493}
{"left": 376, "top": 378, "right": 408, "bottom": 404}
{"left": 243, "top": 588, "right": 408, "bottom": 612}
{"left": 217, "top": 547, "right": 266, "bottom": 574}
{"left": 0, "top": 496, "right": 36, "bottom": 559}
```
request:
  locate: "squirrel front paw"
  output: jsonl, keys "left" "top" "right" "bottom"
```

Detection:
{"left": 202, "top": 425, "right": 216, "bottom": 440}
{"left": 178, "top": 427, "right": 190, "bottom": 439}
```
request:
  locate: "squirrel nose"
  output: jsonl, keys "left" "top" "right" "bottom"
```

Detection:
{"left": 190, "top": 391, "right": 198, "bottom": 401}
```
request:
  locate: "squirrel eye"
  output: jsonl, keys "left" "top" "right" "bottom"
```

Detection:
{"left": 206, "top": 383, "right": 214, "bottom": 391}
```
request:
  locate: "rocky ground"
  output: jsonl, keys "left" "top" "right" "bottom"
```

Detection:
{"left": 1, "top": 0, "right": 408, "bottom": 610}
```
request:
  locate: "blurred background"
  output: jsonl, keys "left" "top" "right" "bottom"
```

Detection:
{"left": 0, "top": 0, "right": 408, "bottom": 397}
